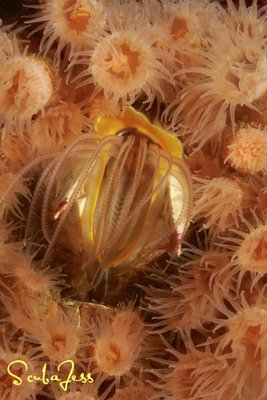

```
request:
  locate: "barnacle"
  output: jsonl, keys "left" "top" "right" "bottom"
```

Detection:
{"left": 4, "top": 107, "right": 191, "bottom": 293}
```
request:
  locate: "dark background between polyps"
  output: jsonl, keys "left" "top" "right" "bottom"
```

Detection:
{"left": 0, "top": 0, "right": 24, "bottom": 23}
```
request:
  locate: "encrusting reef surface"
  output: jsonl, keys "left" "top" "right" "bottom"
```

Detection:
{"left": 0, "top": 1, "right": 267, "bottom": 399}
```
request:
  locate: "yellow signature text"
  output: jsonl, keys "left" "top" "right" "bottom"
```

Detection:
{"left": 6, "top": 359, "right": 94, "bottom": 391}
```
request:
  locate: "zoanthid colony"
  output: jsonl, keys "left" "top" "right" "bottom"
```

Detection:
{"left": 0, "top": 1, "right": 267, "bottom": 399}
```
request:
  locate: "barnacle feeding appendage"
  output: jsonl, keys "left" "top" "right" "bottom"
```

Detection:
{"left": 2, "top": 107, "right": 192, "bottom": 292}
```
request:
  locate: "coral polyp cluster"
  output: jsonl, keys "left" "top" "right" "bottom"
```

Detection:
{"left": 1, "top": 0, "right": 267, "bottom": 399}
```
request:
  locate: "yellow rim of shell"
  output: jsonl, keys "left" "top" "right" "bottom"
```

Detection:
{"left": 95, "top": 107, "right": 183, "bottom": 159}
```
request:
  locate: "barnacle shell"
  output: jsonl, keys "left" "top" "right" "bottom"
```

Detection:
{"left": 22, "top": 107, "right": 191, "bottom": 290}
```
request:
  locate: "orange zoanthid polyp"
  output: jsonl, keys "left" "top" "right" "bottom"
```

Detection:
{"left": 215, "top": 293, "right": 267, "bottom": 392}
{"left": 24, "top": 302, "right": 87, "bottom": 362}
{"left": 92, "top": 310, "right": 146, "bottom": 388}
{"left": 9, "top": 256, "right": 64, "bottom": 295}
{"left": 225, "top": 125, "right": 267, "bottom": 174}
{"left": 0, "top": 336, "right": 39, "bottom": 400}
{"left": 0, "top": 172, "right": 30, "bottom": 218}
{"left": 152, "top": 0, "right": 216, "bottom": 70}
{"left": 0, "top": 55, "right": 53, "bottom": 127}
{"left": 83, "top": 26, "right": 171, "bottom": 109}
{"left": 237, "top": 225, "right": 267, "bottom": 273}
{"left": 164, "top": 347, "right": 237, "bottom": 400}
{"left": 192, "top": 176, "right": 252, "bottom": 232}
{"left": 25, "top": 0, "right": 106, "bottom": 62}
{"left": 218, "top": 214, "right": 267, "bottom": 294}
{"left": 32, "top": 101, "right": 86, "bottom": 153}
{"left": 223, "top": 307, "right": 267, "bottom": 367}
